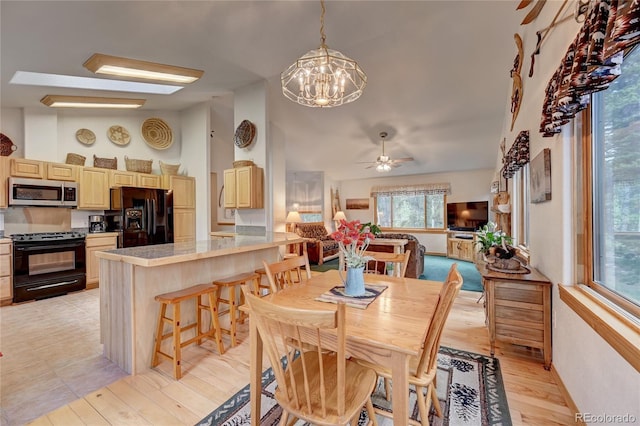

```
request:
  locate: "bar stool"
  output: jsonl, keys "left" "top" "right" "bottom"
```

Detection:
{"left": 152, "top": 284, "right": 224, "bottom": 380}
{"left": 253, "top": 267, "right": 274, "bottom": 296}
{"left": 212, "top": 272, "right": 261, "bottom": 347}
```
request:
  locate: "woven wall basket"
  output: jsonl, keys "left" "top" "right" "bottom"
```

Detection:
{"left": 142, "top": 118, "right": 173, "bottom": 150}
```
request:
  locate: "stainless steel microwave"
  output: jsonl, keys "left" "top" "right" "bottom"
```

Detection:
{"left": 9, "top": 177, "right": 78, "bottom": 207}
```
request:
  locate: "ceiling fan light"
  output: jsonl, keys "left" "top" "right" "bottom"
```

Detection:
{"left": 376, "top": 163, "right": 391, "bottom": 172}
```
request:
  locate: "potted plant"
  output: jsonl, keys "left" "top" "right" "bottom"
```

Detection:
{"left": 475, "top": 221, "right": 514, "bottom": 257}
{"left": 360, "top": 222, "right": 382, "bottom": 236}
{"left": 330, "top": 219, "right": 376, "bottom": 296}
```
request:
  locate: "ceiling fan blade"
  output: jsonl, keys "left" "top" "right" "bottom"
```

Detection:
{"left": 364, "top": 164, "right": 377, "bottom": 169}
{"left": 356, "top": 160, "right": 377, "bottom": 164}
{"left": 391, "top": 157, "right": 414, "bottom": 164}
{"left": 516, "top": 0, "right": 533, "bottom": 10}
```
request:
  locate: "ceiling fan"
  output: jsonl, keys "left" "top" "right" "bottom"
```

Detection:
{"left": 360, "top": 131, "right": 414, "bottom": 172}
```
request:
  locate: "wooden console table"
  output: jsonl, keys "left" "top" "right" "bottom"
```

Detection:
{"left": 476, "top": 261, "right": 552, "bottom": 369}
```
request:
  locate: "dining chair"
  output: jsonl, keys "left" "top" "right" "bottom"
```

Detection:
{"left": 261, "top": 251, "right": 312, "bottom": 293}
{"left": 354, "top": 263, "right": 463, "bottom": 425}
{"left": 241, "top": 289, "right": 379, "bottom": 426}
{"left": 340, "top": 250, "right": 411, "bottom": 277}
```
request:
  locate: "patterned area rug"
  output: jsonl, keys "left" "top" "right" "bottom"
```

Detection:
{"left": 196, "top": 346, "right": 511, "bottom": 426}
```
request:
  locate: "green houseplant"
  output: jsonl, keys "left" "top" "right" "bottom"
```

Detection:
{"left": 475, "top": 221, "right": 513, "bottom": 256}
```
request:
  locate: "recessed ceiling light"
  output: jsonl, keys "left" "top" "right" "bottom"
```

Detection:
{"left": 40, "top": 95, "right": 145, "bottom": 109}
{"left": 10, "top": 71, "right": 182, "bottom": 94}
{"left": 83, "top": 53, "right": 204, "bottom": 84}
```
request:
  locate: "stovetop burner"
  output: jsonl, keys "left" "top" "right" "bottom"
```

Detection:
{"left": 10, "top": 231, "right": 86, "bottom": 242}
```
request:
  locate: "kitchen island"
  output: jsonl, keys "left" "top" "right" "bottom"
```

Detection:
{"left": 96, "top": 232, "right": 304, "bottom": 374}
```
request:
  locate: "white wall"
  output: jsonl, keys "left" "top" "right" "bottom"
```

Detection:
{"left": 496, "top": 4, "right": 639, "bottom": 418}
{"left": 180, "top": 102, "right": 211, "bottom": 240}
{"left": 337, "top": 168, "right": 493, "bottom": 254}
{"left": 210, "top": 94, "right": 235, "bottom": 232}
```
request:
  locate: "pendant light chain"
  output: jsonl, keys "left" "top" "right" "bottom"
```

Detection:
{"left": 320, "top": 0, "right": 327, "bottom": 48}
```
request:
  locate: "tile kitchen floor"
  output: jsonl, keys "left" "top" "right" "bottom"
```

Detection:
{"left": 0, "top": 289, "right": 128, "bottom": 426}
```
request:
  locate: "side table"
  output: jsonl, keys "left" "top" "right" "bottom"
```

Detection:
{"left": 476, "top": 261, "right": 552, "bottom": 370}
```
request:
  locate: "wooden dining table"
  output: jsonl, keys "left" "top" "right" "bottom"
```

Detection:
{"left": 246, "top": 269, "right": 444, "bottom": 426}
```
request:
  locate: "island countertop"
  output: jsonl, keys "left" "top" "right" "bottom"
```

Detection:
{"left": 95, "top": 232, "right": 304, "bottom": 267}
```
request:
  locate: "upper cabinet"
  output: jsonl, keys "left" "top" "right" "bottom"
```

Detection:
{"left": 10, "top": 158, "right": 45, "bottom": 179}
{"left": 137, "top": 173, "right": 162, "bottom": 189}
{"left": 223, "top": 165, "right": 263, "bottom": 209}
{"left": 109, "top": 170, "right": 136, "bottom": 188}
{"left": 163, "top": 175, "right": 195, "bottom": 209}
{"left": 46, "top": 163, "right": 81, "bottom": 182}
{"left": 0, "top": 157, "right": 10, "bottom": 208}
{"left": 78, "top": 167, "right": 110, "bottom": 210}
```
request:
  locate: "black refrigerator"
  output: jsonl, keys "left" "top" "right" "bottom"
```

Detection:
{"left": 105, "top": 187, "right": 174, "bottom": 248}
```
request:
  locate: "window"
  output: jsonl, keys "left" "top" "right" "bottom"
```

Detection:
{"left": 512, "top": 164, "right": 530, "bottom": 249}
{"left": 585, "top": 47, "right": 640, "bottom": 314}
{"left": 373, "top": 190, "right": 446, "bottom": 231}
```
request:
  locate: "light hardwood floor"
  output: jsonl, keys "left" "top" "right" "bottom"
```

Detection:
{"left": 0, "top": 287, "right": 577, "bottom": 425}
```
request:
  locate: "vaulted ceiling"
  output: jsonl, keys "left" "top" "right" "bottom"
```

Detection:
{"left": 0, "top": 1, "right": 521, "bottom": 181}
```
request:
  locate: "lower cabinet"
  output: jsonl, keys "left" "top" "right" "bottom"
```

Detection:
{"left": 0, "top": 239, "right": 12, "bottom": 306}
{"left": 85, "top": 233, "right": 118, "bottom": 289}
{"left": 173, "top": 208, "right": 196, "bottom": 243}
{"left": 447, "top": 232, "right": 476, "bottom": 262}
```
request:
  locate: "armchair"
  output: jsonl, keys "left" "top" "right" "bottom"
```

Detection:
{"left": 294, "top": 222, "right": 340, "bottom": 265}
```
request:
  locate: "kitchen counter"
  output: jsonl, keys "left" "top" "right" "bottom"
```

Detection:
{"left": 96, "top": 232, "right": 302, "bottom": 267}
{"left": 97, "top": 232, "right": 304, "bottom": 374}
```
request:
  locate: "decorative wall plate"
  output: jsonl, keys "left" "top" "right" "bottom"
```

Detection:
{"left": 75, "top": 128, "right": 96, "bottom": 145}
{"left": 234, "top": 119, "right": 256, "bottom": 148}
{"left": 141, "top": 118, "right": 173, "bottom": 150}
{"left": 108, "top": 125, "right": 131, "bottom": 146}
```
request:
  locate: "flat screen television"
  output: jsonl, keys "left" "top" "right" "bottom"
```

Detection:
{"left": 447, "top": 201, "right": 489, "bottom": 231}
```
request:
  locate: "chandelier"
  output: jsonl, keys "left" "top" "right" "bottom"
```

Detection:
{"left": 281, "top": 0, "right": 366, "bottom": 108}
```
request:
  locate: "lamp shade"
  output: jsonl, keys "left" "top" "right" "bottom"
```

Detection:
{"left": 286, "top": 211, "right": 302, "bottom": 223}
{"left": 333, "top": 211, "right": 347, "bottom": 221}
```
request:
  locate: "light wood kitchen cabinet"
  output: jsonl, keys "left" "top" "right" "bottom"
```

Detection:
{"left": 0, "top": 157, "right": 10, "bottom": 208}
{"left": 10, "top": 158, "right": 45, "bottom": 179}
{"left": 109, "top": 170, "right": 136, "bottom": 187}
{"left": 0, "top": 239, "right": 12, "bottom": 306}
{"left": 447, "top": 231, "right": 476, "bottom": 262}
{"left": 78, "top": 167, "right": 110, "bottom": 210}
{"left": 136, "top": 173, "right": 162, "bottom": 188}
{"left": 46, "top": 162, "right": 80, "bottom": 182}
{"left": 163, "top": 175, "right": 195, "bottom": 208}
{"left": 85, "top": 233, "right": 118, "bottom": 289}
{"left": 477, "top": 262, "right": 552, "bottom": 369}
{"left": 223, "top": 165, "right": 263, "bottom": 209}
{"left": 162, "top": 175, "right": 196, "bottom": 242}
{"left": 173, "top": 208, "right": 196, "bottom": 243}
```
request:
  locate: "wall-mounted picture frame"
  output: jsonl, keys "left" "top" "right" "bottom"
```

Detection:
{"left": 531, "top": 148, "right": 551, "bottom": 203}
{"left": 346, "top": 198, "right": 370, "bottom": 210}
{"left": 490, "top": 181, "right": 500, "bottom": 193}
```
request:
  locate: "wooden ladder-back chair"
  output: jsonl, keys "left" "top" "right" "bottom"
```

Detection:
{"left": 340, "top": 250, "right": 411, "bottom": 278}
{"left": 355, "top": 263, "right": 463, "bottom": 425}
{"left": 241, "top": 290, "right": 378, "bottom": 426}
{"left": 362, "top": 250, "right": 411, "bottom": 277}
{"left": 261, "top": 252, "right": 312, "bottom": 293}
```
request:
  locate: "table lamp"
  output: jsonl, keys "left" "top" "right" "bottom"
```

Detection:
{"left": 285, "top": 211, "right": 302, "bottom": 232}
{"left": 333, "top": 211, "right": 347, "bottom": 230}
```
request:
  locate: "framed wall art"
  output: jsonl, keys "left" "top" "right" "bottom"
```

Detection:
{"left": 346, "top": 198, "right": 370, "bottom": 210}
{"left": 530, "top": 148, "right": 551, "bottom": 203}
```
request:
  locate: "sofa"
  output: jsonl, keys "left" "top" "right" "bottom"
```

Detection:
{"left": 366, "top": 233, "right": 425, "bottom": 278}
{"left": 294, "top": 222, "right": 340, "bottom": 265}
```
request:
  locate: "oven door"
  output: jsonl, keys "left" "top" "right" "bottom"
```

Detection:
{"left": 13, "top": 240, "right": 86, "bottom": 302}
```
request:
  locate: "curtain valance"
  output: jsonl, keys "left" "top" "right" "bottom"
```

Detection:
{"left": 541, "top": 0, "right": 640, "bottom": 137}
{"left": 370, "top": 183, "right": 451, "bottom": 197}
{"left": 502, "top": 130, "right": 530, "bottom": 179}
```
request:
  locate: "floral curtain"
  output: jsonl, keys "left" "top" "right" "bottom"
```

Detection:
{"left": 540, "top": 0, "right": 640, "bottom": 137}
{"left": 502, "top": 130, "right": 530, "bottom": 179}
{"left": 370, "top": 183, "right": 451, "bottom": 197}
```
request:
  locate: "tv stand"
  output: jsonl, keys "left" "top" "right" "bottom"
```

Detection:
{"left": 447, "top": 230, "right": 476, "bottom": 262}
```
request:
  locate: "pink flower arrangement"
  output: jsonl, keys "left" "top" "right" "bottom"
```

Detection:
{"left": 330, "top": 219, "right": 376, "bottom": 268}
